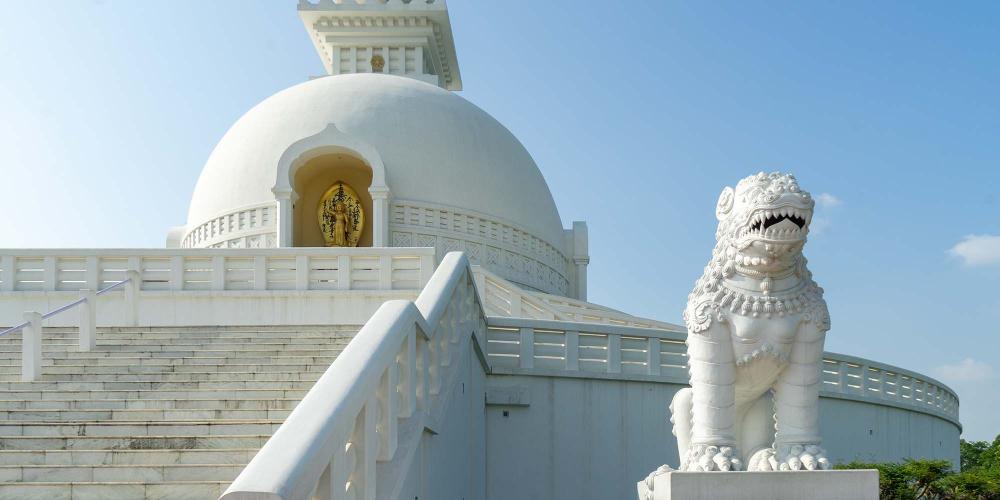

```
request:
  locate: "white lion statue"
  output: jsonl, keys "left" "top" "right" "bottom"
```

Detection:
{"left": 671, "top": 172, "right": 831, "bottom": 472}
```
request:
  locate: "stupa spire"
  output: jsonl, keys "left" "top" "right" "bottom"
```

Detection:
{"left": 298, "top": 0, "right": 462, "bottom": 90}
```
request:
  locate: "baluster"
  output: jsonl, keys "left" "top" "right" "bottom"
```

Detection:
{"left": 351, "top": 396, "right": 377, "bottom": 500}
{"left": 428, "top": 332, "right": 441, "bottom": 396}
{"left": 837, "top": 362, "right": 846, "bottom": 393}
{"left": 438, "top": 308, "right": 451, "bottom": 367}
{"left": 333, "top": 439, "right": 356, "bottom": 500}
{"left": 377, "top": 362, "right": 399, "bottom": 461}
{"left": 564, "top": 330, "right": 579, "bottom": 371}
{"left": 519, "top": 327, "right": 534, "bottom": 369}
{"left": 314, "top": 460, "right": 333, "bottom": 500}
{"left": 418, "top": 331, "right": 431, "bottom": 405}
{"left": 646, "top": 337, "right": 660, "bottom": 376}
{"left": 607, "top": 334, "right": 621, "bottom": 374}
{"left": 399, "top": 328, "right": 417, "bottom": 418}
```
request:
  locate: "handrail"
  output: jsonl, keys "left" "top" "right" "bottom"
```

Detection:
{"left": 0, "top": 278, "right": 131, "bottom": 337}
{"left": 222, "top": 252, "right": 485, "bottom": 500}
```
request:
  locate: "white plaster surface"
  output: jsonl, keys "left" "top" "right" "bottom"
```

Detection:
{"left": 484, "top": 374, "right": 958, "bottom": 500}
{"left": 185, "top": 74, "right": 566, "bottom": 253}
{"left": 637, "top": 470, "right": 878, "bottom": 500}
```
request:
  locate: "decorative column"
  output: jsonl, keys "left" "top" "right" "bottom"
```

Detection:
{"left": 369, "top": 187, "right": 391, "bottom": 247}
{"left": 572, "top": 221, "right": 589, "bottom": 301}
{"left": 272, "top": 188, "right": 297, "bottom": 248}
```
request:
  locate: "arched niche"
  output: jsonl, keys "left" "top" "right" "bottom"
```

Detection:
{"left": 292, "top": 154, "right": 373, "bottom": 247}
{"left": 273, "top": 123, "right": 391, "bottom": 247}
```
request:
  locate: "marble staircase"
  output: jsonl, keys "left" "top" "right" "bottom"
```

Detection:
{"left": 0, "top": 325, "right": 356, "bottom": 499}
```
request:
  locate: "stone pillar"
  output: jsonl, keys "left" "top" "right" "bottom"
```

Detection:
{"left": 370, "top": 187, "right": 391, "bottom": 247}
{"left": 272, "top": 188, "right": 297, "bottom": 248}
{"left": 572, "top": 221, "right": 589, "bottom": 301}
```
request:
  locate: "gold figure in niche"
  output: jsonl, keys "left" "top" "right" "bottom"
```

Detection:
{"left": 318, "top": 182, "right": 364, "bottom": 247}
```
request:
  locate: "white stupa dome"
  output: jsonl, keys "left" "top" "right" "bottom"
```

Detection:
{"left": 180, "top": 73, "right": 581, "bottom": 296}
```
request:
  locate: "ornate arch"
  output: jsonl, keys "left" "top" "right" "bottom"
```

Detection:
{"left": 272, "top": 123, "right": 391, "bottom": 246}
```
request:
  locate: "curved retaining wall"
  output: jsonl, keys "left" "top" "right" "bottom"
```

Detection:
{"left": 483, "top": 317, "right": 960, "bottom": 500}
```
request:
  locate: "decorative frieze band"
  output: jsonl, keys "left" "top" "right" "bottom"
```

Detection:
{"left": 389, "top": 200, "right": 570, "bottom": 295}
{"left": 182, "top": 203, "right": 276, "bottom": 249}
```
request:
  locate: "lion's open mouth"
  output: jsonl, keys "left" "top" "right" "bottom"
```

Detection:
{"left": 747, "top": 207, "right": 808, "bottom": 237}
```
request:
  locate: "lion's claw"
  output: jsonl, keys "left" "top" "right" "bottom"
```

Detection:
{"left": 682, "top": 445, "right": 742, "bottom": 471}
{"left": 748, "top": 444, "right": 830, "bottom": 471}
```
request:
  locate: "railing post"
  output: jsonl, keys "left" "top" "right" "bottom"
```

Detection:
{"left": 125, "top": 270, "right": 140, "bottom": 327}
{"left": 42, "top": 256, "right": 56, "bottom": 291}
{"left": 519, "top": 327, "right": 534, "bottom": 369}
{"left": 211, "top": 255, "right": 226, "bottom": 290}
{"left": 0, "top": 255, "right": 13, "bottom": 291}
{"left": 295, "top": 255, "right": 310, "bottom": 291}
{"left": 646, "top": 337, "right": 661, "bottom": 375}
{"left": 607, "top": 334, "right": 621, "bottom": 374}
{"left": 379, "top": 255, "right": 393, "bottom": 290}
{"left": 169, "top": 256, "right": 184, "bottom": 291}
{"left": 79, "top": 289, "right": 97, "bottom": 352}
{"left": 22, "top": 311, "right": 42, "bottom": 382}
{"left": 564, "top": 330, "right": 579, "bottom": 371}
{"left": 337, "top": 255, "right": 351, "bottom": 291}
{"left": 253, "top": 255, "right": 267, "bottom": 291}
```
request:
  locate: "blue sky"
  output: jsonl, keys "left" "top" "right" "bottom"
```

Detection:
{"left": 1, "top": 1, "right": 997, "bottom": 441}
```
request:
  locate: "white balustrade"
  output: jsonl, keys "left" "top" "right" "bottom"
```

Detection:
{"left": 0, "top": 248, "right": 434, "bottom": 293}
{"left": 484, "top": 317, "right": 960, "bottom": 425}
{"left": 222, "top": 252, "right": 485, "bottom": 500}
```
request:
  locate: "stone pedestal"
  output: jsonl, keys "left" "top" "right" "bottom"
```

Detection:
{"left": 637, "top": 469, "right": 878, "bottom": 500}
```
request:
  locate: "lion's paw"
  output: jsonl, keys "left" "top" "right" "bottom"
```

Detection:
{"left": 682, "top": 445, "right": 742, "bottom": 471}
{"left": 747, "top": 445, "right": 830, "bottom": 471}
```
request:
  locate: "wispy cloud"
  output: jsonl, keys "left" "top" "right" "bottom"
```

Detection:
{"left": 949, "top": 234, "right": 1000, "bottom": 266}
{"left": 816, "top": 193, "right": 841, "bottom": 208}
{"left": 810, "top": 193, "right": 841, "bottom": 235}
{"left": 934, "top": 358, "right": 995, "bottom": 383}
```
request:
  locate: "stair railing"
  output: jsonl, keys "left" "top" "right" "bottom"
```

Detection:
{"left": 0, "top": 270, "right": 139, "bottom": 381}
{"left": 222, "top": 252, "right": 484, "bottom": 500}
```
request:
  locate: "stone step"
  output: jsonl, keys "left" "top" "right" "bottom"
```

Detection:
{"left": 0, "top": 388, "right": 309, "bottom": 401}
{"left": 0, "top": 338, "right": 351, "bottom": 349}
{"left": 0, "top": 463, "right": 245, "bottom": 483}
{"left": 0, "top": 398, "right": 299, "bottom": 411}
{"left": 0, "top": 372, "right": 321, "bottom": 383}
{"left": 0, "top": 434, "right": 270, "bottom": 451}
{"left": 6, "top": 347, "right": 343, "bottom": 364}
{"left": 0, "top": 407, "right": 292, "bottom": 421}
{"left": 0, "top": 480, "right": 228, "bottom": 499}
{"left": 0, "top": 363, "right": 330, "bottom": 374}
{"left": 0, "top": 380, "right": 317, "bottom": 391}
{"left": 0, "top": 448, "right": 257, "bottom": 466}
{"left": 40, "top": 355, "right": 337, "bottom": 366}
{"left": 0, "top": 420, "right": 283, "bottom": 437}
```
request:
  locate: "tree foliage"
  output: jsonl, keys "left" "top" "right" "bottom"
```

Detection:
{"left": 834, "top": 435, "right": 1000, "bottom": 500}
